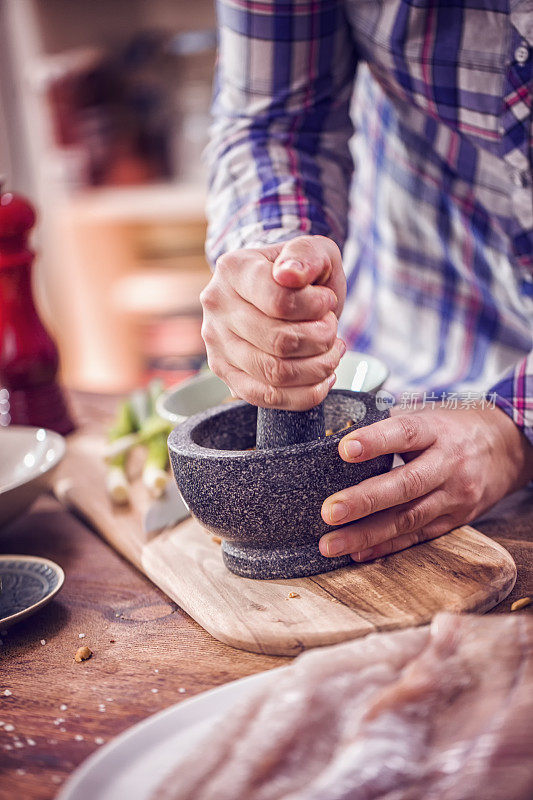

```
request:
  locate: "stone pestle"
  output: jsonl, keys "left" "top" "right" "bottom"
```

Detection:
{"left": 255, "top": 403, "right": 325, "bottom": 449}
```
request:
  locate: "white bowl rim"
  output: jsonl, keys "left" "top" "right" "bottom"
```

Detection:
{"left": 156, "top": 351, "right": 390, "bottom": 424}
{"left": 0, "top": 426, "right": 66, "bottom": 496}
{"left": 156, "top": 370, "right": 229, "bottom": 425}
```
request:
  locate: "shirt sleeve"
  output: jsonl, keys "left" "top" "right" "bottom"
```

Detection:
{"left": 489, "top": 353, "right": 533, "bottom": 445}
{"left": 205, "top": 0, "right": 358, "bottom": 266}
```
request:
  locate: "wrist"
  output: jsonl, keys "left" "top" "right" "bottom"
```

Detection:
{"left": 487, "top": 405, "right": 533, "bottom": 491}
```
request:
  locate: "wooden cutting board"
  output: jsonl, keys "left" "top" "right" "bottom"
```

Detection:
{"left": 53, "top": 432, "right": 517, "bottom": 656}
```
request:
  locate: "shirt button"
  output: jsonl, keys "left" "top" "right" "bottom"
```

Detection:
{"left": 515, "top": 42, "right": 529, "bottom": 65}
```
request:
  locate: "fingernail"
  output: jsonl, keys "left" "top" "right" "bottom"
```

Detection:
{"left": 337, "top": 339, "right": 347, "bottom": 357}
{"left": 342, "top": 439, "right": 362, "bottom": 459}
{"left": 274, "top": 258, "right": 305, "bottom": 275}
{"left": 354, "top": 548, "right": 374, "bottom": 561}
{"left": 327, "top": 536, "right": 345, "bottom": 556}
{"left": 328, "top": 501, "right": 348, "bottom": 523}
{"left": 328, "top": 374, "right": 337, "bottom": 389}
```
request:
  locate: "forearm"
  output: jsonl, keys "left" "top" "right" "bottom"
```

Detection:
{"left": 206, "top": 0, "right": 357, "bottom": 266}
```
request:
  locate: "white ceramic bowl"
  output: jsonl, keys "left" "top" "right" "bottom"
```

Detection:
{"left": 0, "top": 426, "right": 66, "bottom": 529}
{"left": 157, "top": 351, "right": 389, "bottom": 426}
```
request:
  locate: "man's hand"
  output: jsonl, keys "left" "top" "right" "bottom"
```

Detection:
{"left": 200, "top": 235, "right": 347, "bottom": 410}
{"left": 319, "top": 404, "right": 533, "bottom": 561}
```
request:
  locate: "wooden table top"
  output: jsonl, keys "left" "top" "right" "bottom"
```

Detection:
{"left": 1, "top": 393, "right": 532, "bottom": 800}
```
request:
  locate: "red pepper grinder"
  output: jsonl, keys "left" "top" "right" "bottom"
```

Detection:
{"left": 0, "top": 186, "right": 75, "bottom": 434}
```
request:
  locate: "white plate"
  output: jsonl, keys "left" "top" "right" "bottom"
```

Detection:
{"left": 0, "top": 426, "right": 66, "bottom": 528}
{"left": 58, "top": 669, "right": 281, "bottom": 800}
{"left": 157, "top": 351, "right": 389, "bottom": 425}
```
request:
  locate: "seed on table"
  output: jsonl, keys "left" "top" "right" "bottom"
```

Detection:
{"left": 74, "top": 734, "right": 84, "bottom": 741}
{"left": 26, "top": 738, "right": 36, "bottom": 746}
{"left": 78, "top": 633, "right": 86, "bottom": 639}
{"left": 95, "top": 737, "right": 105, "bottom": 745}
{"left": 40, "top": 639, "right": 46, "bottom": 646}
{"left": 59, "top": 704, "right": 68, "bottom": 711}
{"left": 4, "top": 724, "right": 14, "bottom": 732}
{"left": 3, "top": 689, "right": 12, "bottom": 696}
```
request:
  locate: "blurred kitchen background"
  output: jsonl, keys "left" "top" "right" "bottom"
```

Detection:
{"left": 0, "top": 0, "right": 215, "bottom": 394}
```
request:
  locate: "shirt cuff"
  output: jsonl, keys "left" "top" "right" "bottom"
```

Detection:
{"left": 489, "top": 355, "right": 533, "bottom": 446}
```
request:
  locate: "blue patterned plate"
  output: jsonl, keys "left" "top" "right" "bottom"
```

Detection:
{"left": 0, "top": 556, "right": 65, "bottom": 628}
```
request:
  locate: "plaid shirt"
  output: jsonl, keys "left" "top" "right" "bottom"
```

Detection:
{"left": 206, "top": 0, "right": 533, "bottom": 444}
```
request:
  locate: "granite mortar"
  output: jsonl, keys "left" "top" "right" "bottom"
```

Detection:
{"left": 168, "top": 390, "right": 393, "bottom": 579}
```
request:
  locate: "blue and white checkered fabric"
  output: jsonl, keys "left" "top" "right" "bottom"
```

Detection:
{"left": 206, "top": 0, "right": 533, "bottom": 443}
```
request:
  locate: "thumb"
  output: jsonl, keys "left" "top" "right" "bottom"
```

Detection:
{"left": 272, "top": 237, "right": 333, "bottom": 289}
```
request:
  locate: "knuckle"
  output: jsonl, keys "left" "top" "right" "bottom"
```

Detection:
{"left": 322, "top": 314, "right": 339, "bottom": 349}
{"left": 406, "top": 530, "right": 424, "bottom": 547}
{"left": 200, "top": 320, "right": 215, "bottom": 346}
{"left": 310, "top": 380, "right": 328, "bottom": 407}
{"left": 358, "top": 490, "right": 379, "bottom": 518}
{"left": 315, "top": 357, "right": 334, "bottom": 382}
{"left": 398, "top": 415, "right": 421, "bottom": 447}
{"left": 262, "top": 384, "right": 283, "bottom": 407}
{"left": 272, "top": 328, "right": 299, "bottom": 357}
{"left": 461, "top": 476, "right": 480, "bottom": 504}
{"left": 199, "top": 285, "right": 217, "bottom": 311}
{"left": 310, "top": 317, "right": 336, "bottom": 354}
{"left": 354, "top": 529, "right": 373, "bottom": 552}
{"left": 396, "top": 504, "right": 425, "bottom": 535}
{"left": 451, "top": 444, "right": 469, "bottom": 474}
{"left": 374, "top": 424, "right": 391, "bottom": 453}
{"left": 206, "top": 353, "right": 224, "bottom": 376}
{"left": 215, "top": 252, "right": 237, "bottom": 274}
{"left": 263, "top": 355, "right": 292, "bottom": 387}
{"left": 271, "top": 288, "right": 297, "bottom": 319}
{"left": 399, "top": 467, "right": 426, "bottom": 501}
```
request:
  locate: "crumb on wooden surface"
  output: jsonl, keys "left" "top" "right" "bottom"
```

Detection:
{"left": 511, "top": 596, "right": 531, "bottom": 612}
{"left": 74, "top": 646, "right": 92, "bottom": 662}
{"left": 287, "top": 592, "right": 300, "bottom": 599}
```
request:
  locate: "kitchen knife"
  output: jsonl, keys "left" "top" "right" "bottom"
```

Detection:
{"left": 144, "top": 480, "right": 190, "bottom": 534}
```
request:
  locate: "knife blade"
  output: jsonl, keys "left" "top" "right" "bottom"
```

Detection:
{"left": 144, "top": 480, "right": 190, "bottom": 534}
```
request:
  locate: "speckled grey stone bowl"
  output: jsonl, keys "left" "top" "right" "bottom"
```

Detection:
{"left": 168, "top": 390, "right": 392, "bottom": 580}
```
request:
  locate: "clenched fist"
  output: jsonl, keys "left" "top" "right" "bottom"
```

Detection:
{"left": 200, "top": 236, "right": 347, "bottom": 410}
